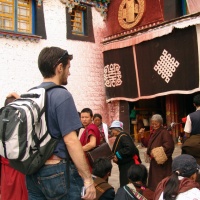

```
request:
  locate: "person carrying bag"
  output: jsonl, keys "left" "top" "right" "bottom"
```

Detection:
{"left": 110, "top": 120, "right": 141, "bottom": 187}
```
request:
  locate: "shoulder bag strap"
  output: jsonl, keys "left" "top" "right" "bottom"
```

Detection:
{"left": 126, "top": 185, "right": 147, "bottom": 200}
{"left": 99, "top": 128, "right": 106, "bottom": 142}
{"left": 113, "top": 133, "right": 127, "bottom": 154}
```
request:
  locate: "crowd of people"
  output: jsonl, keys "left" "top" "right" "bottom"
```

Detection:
{"left": 0, "top": 46, "right": 200, "bottom": 200}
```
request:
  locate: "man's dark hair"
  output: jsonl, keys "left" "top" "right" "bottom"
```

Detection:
{"left": 81, "top": 108, "right": 93, "bottom": 117}
{"left": 193, "top": 94, "right": 200, "bottom": 106}
{"left": 93, "top": 113, "right": 102, "bottom": 120}
{"left": 92, "top": 158, "right": 112, "bottom": 178}
{"left": 128, "top": 164, "right": 148, "bottom": 185}
{"left": 38, "top": 46, "right": 72, "bottom": 78}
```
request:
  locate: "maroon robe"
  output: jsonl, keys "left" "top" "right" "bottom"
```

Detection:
{"left": 80, "top": 123, "right": 101, "bottom": 171}
{"left": 147, "top": 127, "right": 174, "bottom": 191}
{"left": 1, "top": 157, "right": 28, "bottom": 200}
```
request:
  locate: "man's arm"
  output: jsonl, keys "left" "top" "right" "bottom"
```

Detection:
{"left": 82, "top": 135, "right": 96, "bottom": 151}
{"left": 64, "top": 131, "right": 96, "bottom": 199}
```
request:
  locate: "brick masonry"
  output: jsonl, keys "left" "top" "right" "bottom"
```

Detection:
{"left": 0, "top": 1, "right": 119, "bottom": 125}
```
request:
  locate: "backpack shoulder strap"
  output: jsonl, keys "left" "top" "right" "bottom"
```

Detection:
{"left": 34, "top": 83, "right": 70, "bottom": 188}
{"left": 29, "top": 83, "right": 66, "bottom": 92}
{"left": 94, "top": 177, "right": 113, "bottom": 200}
{"left": 0, "top": 106, "right": 5, "bottom": 114}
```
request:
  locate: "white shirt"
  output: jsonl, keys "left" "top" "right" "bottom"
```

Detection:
{"left": 102, "top": 122, "right": 109, "bottom": 144}
{"left": 159, "top": 188, "right": 200, "bottom": 200}
{"left": 184, "top": 115, "right": 192, "bottom": 133}
{"left": 184, "top": 108, "right": 200, "bottom": 133}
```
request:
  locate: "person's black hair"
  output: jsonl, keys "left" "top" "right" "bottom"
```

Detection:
{"left": 93, "top": 113, "right": 102, "bottom": 120}
{"left": 127, "top": 164, "right": 148, "bottom": 195}
{"left": 163, "top": 170, "right": 195, "bottom": 200}
{"left": 81, "top": 108, "right": 93, "bottom": 117}
{"left": 163, "top": 172, "right": 180, "bottom": 200}
{"left": 38, "top": 46, "right": 72, "bottom": 78}
{"left": 92, "top": 158, "right": 112, "bottom": 178}
{"left": 193, "top": 94, "right": 200, "bottom": 107}
{"left": 128, "top": 164, "right": 148, "bottom": 185}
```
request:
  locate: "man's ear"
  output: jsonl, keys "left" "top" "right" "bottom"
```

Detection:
{"left": 56, "top": 63, "right": 63, "bottom": 73}
{"left": 103, "top": 171, "right": 111, "bottom": 181}
{"left": 107, "top": 171, "right": 111, "bottom": 177}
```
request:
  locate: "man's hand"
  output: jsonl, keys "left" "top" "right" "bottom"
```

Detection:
{"left": 82, "top": 181, "right": 96, "bottom": 199}
{"left": 139, "top": 128, "right": 145, "bottom": 138}
{"left": 7, "top": 92, "right": 20, "bottom": 99}
{"left": 64, "top": 132, "right": 96, "bottom": 199}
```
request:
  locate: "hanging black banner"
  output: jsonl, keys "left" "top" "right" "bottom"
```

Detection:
{"left": 135, "top": 25, "right": 199, "bottom": 97}
{"left": 103, "top": 46, "right": 138, "bottom": 101}
{"left": 103, "top": 25, "right": 200, "bottom": 102}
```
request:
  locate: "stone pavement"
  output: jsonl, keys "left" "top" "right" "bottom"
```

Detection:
{"left": 108, "top": 138, "right": 182, "bottom": 192}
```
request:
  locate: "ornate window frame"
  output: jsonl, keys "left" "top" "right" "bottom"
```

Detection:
{"left": 0, "top": 0, "right": 46, "bottom": 42}
{"left": 60, "top": 0, "right": 110, "bottom": 20}
{"left": 66, "top": 4, "right": 95, "bottom": 42}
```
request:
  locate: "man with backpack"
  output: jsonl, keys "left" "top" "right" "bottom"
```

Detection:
{"left": 25, "top": 47, "right": 96, "bottom": 200}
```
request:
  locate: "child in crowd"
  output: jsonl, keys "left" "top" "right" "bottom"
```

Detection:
{"left": 114, "top": 164, "right": 154, "bottom": 200}
{"left": 92, "top": 158, "right": 115, "bottom": 200}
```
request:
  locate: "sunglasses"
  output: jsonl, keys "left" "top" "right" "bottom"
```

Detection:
{"left": 53, "top": 50, "right": 72, "bottom": 68}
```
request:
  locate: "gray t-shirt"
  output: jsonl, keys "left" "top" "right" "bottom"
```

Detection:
{"left": 40, "top": 82, "right": 82, "bottom": 158}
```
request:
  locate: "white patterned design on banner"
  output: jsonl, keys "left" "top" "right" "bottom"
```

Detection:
{"left": 154, "top": 49, "right": 180, "bottom": 83}
{"left": 104, "top": 63, "right": 122, "bottom": 87}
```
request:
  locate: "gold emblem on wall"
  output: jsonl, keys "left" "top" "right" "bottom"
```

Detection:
{"left": 118, "top": 0, "right": 145, "bottom": 29}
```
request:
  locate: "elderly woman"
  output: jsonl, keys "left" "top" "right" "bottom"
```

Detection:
{"left": 111, "top": 121, "right": 141, "bottom": 187}
{"left": 139, "top": 114, "right": 174, "bottom": 191}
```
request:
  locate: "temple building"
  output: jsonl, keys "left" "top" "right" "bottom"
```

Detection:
{"left": 103, "top": 0, "right": 200, "bottom": 141}
{"left": 0, "top": 0, "right": 110, "bottom": 120}
{"left": 1, "top": 0, "right": 200, "bottom": 141}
